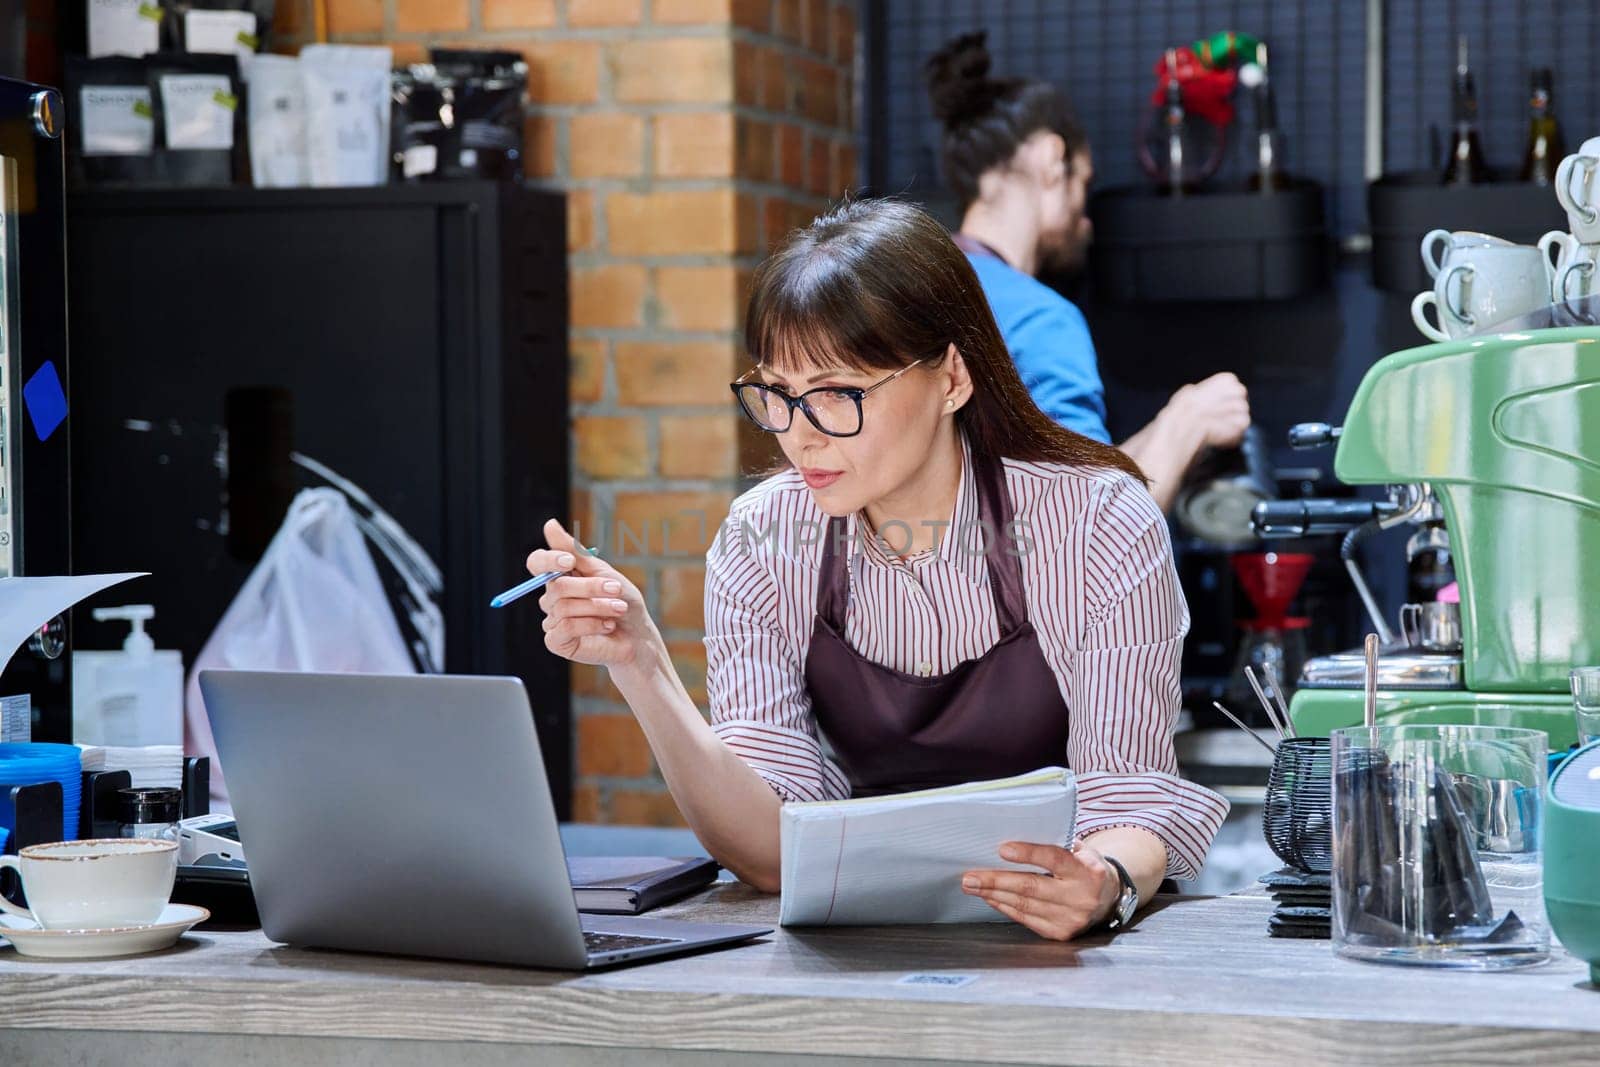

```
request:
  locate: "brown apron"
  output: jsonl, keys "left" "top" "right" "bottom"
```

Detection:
{"left": 803, "top": 449, "right": 1072, "bottom": 796}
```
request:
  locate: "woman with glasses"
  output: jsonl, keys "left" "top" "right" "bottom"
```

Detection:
{"left": 527, "top": 198, "right": 1226, "bottom": 941}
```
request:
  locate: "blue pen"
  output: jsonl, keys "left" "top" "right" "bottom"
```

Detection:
{"left": 490, "top": 546, "right": 601, "bottom": 609}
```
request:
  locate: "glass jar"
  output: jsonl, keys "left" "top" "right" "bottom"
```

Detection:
{"left": 119, "top": 787, "right": 181, "bottom": 842}
{"left": 1331, "top": 724, "right": 1548, "bottom": 969}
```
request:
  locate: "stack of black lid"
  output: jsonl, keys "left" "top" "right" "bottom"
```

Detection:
{"left": 1261, "top": 736, "right": 1333, "bottom": 939}
{"left": 1260, "top": 867, "right": 1331, "bottom": 939}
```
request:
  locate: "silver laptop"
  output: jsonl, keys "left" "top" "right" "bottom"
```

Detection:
{"left": 199, "top": 670, "right": 770, "bottom": 969}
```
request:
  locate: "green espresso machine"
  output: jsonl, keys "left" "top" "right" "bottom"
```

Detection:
{"left": 1254, "top": 326, "right": 1600, "bottom": 747}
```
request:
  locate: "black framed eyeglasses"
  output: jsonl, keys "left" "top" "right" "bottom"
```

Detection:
{"left": 730, "top": 359, "right": 928, "bottom": 438}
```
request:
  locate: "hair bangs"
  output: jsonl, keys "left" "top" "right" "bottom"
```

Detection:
{"left": 746, "top": 241, "right": 912, "bottom": 379}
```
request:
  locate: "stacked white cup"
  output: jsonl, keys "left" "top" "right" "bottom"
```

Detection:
{"left": 1548, "top": 135, "right": 1600, "bottom": 310}
{"left": 1411, "top": 229, "right": 1552, "bottom": 342}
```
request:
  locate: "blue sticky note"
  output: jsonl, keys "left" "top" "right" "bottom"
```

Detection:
{"left": 23, "top": 360, "right": 67, "bottom": 442}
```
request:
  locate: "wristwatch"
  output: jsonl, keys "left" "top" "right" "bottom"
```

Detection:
{"left": 1100, "top": 856, "right": 1139, "bottom": 931}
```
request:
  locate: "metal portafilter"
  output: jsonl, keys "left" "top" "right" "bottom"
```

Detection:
{"left": 1285, "top": 422, "right": 1342, "bottom": 449}
{"left": 1175, "top": 426, "right": 1278, "bottom": 546}
{"left": 1250, "top": 498, "right": 1400, "bottom": 538}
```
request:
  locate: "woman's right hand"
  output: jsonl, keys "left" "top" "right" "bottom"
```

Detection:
{"left": 1171, "top": 372, "right": 1251, "bottom": 450}
{"left": 530, "top": 519, "right": 657, "bottom": 669}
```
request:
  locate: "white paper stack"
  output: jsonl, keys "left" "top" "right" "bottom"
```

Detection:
{"left": 0, "top": 574, "right": 148, "bottom": 667}
{"left": 779, "top": 766, "right": 1076, "bottom": 926}
{"left": 76, "top": 745, "right": 184, "bottom": 789}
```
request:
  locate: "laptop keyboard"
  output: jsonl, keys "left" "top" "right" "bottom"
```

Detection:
{"left": 585, "top": 931, "right": 684, "bottom": 954}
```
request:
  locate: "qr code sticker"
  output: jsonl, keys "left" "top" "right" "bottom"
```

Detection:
{"left": 896, "top": 973, "right": 978, "bottom": 988}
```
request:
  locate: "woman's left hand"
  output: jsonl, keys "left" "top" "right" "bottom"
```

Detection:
{"left": 961, "top": 841, "right": 1119, "bottom": 941}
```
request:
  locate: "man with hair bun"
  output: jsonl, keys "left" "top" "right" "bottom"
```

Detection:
{"left": 926, "top": 31, "right": 1251, "bottom": 512}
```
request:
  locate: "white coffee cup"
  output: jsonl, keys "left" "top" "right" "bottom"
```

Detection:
{"left": 1411, "top": 243, "right": 1553, "bottom": 342}
{"left": 1538, "top": 228, "right": 1575, "bottom": 276}
{"left": 1555, "top": 137, "right": 1600, "bottom": 244}
{"left": 1551, "top": 238, "right": 1600, "bottom": 309}
{"left": 1420, "top": 228, "right": 1516, "bottom": 280}
{"left": 0, "top": 838, "right": 177, "bottom": 930}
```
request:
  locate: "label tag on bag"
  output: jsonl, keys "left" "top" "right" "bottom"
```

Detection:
{"left": 0, "top": 694, "right": 29, "bottom": 743}
{"left": 88, "top": 0, "right": 161, "bottom": 57}
{"left": 402, "top": 144, "right": 437, "bottom": 178}
{"left": 81, "top": 86, "right": 155, "bottom": 156}
{"left": 184, "top": 10, "right": 257, "bottom": 58}
{"left": 160, "top": 74, "right": 235, "bottom": 150}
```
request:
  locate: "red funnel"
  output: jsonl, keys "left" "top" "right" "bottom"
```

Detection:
{"left": 1233, "top": 552, "right": 1313, "bottom": 630}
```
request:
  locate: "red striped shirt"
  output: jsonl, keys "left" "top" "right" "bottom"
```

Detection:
{"left": 703, "top": 437, "right": 1229, "bottom": 880}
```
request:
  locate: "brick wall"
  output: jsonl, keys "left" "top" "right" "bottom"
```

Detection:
{"left": 287, "top": 0, "right": 858, "bottom": 825}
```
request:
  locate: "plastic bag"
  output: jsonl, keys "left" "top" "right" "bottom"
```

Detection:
{"left": 86, "top": 0, "right": 163, "bottom": 59}
{"left": 165, "top": 0, "right": 275, "bottom": 58}
{"left": 300, "top": 43, "right": 393, "bottom": 187}
{"left": 146, "top": 51, "right": 245, "bottom": 186}
{"left": 242, "top": 52, "right": 307, "bottom": 187}
{"left": 184, "top": 488, "right": 415, "bottom": 812}
{"left": 65, "top": 56, "right": 159, "bottom": 187}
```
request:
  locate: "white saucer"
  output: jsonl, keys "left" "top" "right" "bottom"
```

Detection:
{"left": 0, "top": 903, "right": 210, "bottom": 959}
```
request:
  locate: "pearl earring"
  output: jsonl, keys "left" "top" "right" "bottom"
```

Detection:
{"left": 946, "top": 400, "right": 955, "bottom": 409}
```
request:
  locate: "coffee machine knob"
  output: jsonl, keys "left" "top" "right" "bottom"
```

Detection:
{"left": 28, "top": 616, "right": 66, "bottom": 660}
{"left": 29, "top": 90, "right": 63, "bottom": 141}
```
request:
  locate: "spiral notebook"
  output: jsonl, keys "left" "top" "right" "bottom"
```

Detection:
{"left": 778, "top": 767, "right": 1076, "bottom": 926}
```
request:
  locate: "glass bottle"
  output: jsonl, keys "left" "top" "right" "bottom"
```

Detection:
{"left": 1519, "top": 68, "right": 1565, "bottom": 185}
{"left": 1442, "top": 36, "right": 1490, "bottom": 186}
{"left": 1159, "top": 50, "right": 1190, "bottom": 196}
{"left": 1246, "top": 44, "right": 1287, "bottom": 193}
{"left": 119, "top": 787, "right": 181, "bottom": 842}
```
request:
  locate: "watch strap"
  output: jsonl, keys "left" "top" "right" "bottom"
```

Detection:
{"left": 1101, "top": 855, "right": 1138, "bottom": 930}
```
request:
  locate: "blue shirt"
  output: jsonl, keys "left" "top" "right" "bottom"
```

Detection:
{"left": 965, "top": 251, "right": 1110, "bottom": 444}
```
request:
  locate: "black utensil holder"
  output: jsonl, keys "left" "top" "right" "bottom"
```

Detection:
{"left": 1089, "top": 182, "right": 1330, "bottom": 302}
{"left": 1263, "top": 737, "right": 1333, "bottom": 873}
{"left": 1, "top": 781, "right": 62, "bottom": 909}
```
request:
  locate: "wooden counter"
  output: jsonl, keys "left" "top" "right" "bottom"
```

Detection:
{"left": 0, "top": 887, "right": 1596, "bottom": 1066}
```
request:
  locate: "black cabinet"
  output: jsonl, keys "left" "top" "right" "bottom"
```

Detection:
{"left": 66, "top": 182, "right": 572, "bottom": 811}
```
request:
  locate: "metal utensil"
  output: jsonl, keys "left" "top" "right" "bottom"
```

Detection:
{"left": 1399, "top": 601, "right": 1463, "bottom": 652}
{"left": 1245, "top": 666, "right": 1287, "bottom": 739}
{"left": 1363, "top": 632, "right": 1379, "bottom": 729}
{"left": 1212, "top": 701, "right": 1278, "bottom": 755}
{"left": 1263, "top": 662, "right": 1297, "bottom": 738}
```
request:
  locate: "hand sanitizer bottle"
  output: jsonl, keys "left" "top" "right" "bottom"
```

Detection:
{"left": 71, "top": 605, "right": 185, "bottom": 747}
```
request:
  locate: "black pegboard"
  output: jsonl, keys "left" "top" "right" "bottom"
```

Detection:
{"left": 868, "top": 1, "right": 1366, "bottom": 234}
{"left": 863, "top": 0, "right": 1600, "bottom": 238}
{"left": 1383, "top": 0, "right": 1600, "bottom": 180}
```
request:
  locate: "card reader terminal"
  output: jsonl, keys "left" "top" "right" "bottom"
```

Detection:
{"left": 178, "top": 813, "right": 246, "bottom": 871}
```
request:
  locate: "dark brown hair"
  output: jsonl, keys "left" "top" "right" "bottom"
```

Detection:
{"left": 743, "top": 197, "right": 1143, "bottom": 481}
{"left": 925, "top": 32, "right": 1088, "bottom": 208}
